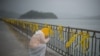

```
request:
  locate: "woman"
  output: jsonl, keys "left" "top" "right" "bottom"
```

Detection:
{"left": 29, "top": 28, "right": 53, "bottom": 56}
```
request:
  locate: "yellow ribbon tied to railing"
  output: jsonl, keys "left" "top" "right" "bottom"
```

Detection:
{"left": 44, "top": 24, "right": 48, "bottom": 28}
{"left": 30, "top": 23, "right": 33, "bottom": 30}
{"left": 58, "top": 26, "right": 64, "bottom": 41}
{"left": 65, "top": 31, "right": 90, "bottom": 54}
{"left": 48, "top": 25, "right": 54, "bottom": 36}
{"left": 23, "top": 23, "right": 26, "bottom": 29}
{"left": 31, "top": 23, "right": 38, "bottom": 32}
{"left": 17, "top": 21, "right": 19, "bottom": 26}
{"left": 32, "top": 24, "right": 35, "bottom": 32}
{"left": 66, "top": 31, "right": 78, "bottom": 48}
{"left": 79, "top": 31, "right": 90, "bottom": 53}
{"left": 35, "top": 24, "right": 38, "bottom": 31}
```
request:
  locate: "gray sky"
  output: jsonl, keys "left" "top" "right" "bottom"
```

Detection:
{"left": 0, "top": 0, "right": 100, "bottom": 18}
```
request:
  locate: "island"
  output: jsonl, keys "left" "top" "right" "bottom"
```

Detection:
{"left": 19, "top": 10, "right": 58, "bottom": 19}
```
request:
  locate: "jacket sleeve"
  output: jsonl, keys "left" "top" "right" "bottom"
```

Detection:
{"left": 40, "top": 35, "right": 50, "bottom": 44}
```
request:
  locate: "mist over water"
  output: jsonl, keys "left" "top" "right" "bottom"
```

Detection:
{"left": 20, "top": 18, "right": 100, "bottom": 31}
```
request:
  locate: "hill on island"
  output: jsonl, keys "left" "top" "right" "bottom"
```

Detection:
{"left": 19, "top": 10, "right": 58, "bottom": 19}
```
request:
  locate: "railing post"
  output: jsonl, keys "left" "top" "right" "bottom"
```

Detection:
{"left": 66, "top": 26, "right": 70, "bottom": 56}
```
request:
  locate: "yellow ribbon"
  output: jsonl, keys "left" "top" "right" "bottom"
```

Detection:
{"left": 32, "top": 24, "right": 38, "bottom": 32}
{"left": 29, "top": 23, "right": 33, "bottom": 30}
{"left": 65, "top": 31, "right": 90, "bottom": 54}
{"left": 66, "top": 31, "right": 78, "bottom": 48}
{"left": 44, "top": 24, "right": 48, "bottom": 28}
{"left": 79, "top": 31, "right": 90, "bottom": 53}
{"left": 23, "top": 23, "right": 26, "bottom": 29}
{"left": 48, "top": 25, "right": 53, "bottom": 36}
{"left": 58, "top": 26, "right": 64, "bottom": 41}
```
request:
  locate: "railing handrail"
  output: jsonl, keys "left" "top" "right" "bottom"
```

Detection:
{"left": 2, "top": 18, "right": 100, "bottom": 56}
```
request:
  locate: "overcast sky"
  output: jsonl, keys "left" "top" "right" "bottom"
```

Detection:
{"left": 0, "top": 0, "right": 100, "bottom": 18}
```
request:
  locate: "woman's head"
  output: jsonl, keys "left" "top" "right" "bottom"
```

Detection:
{"left": 41, "top": 28, "right": 53, "bottom": 38}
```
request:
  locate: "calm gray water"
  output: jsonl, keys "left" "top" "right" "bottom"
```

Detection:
{"left": 19, "top": 18, "right": 100, "bottom": 31}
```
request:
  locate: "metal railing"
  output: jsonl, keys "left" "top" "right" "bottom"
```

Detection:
{"left": 2, "top": 18, "right": 100, "bottom": 56}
